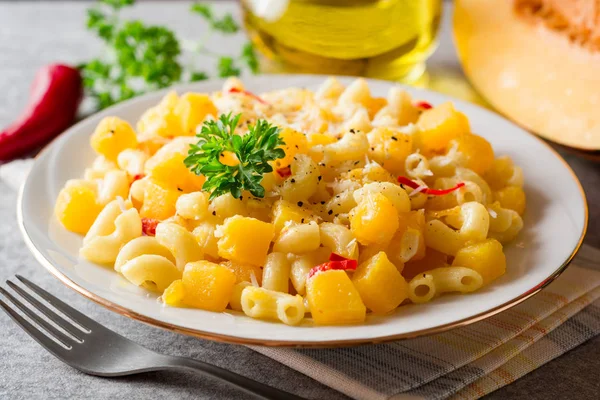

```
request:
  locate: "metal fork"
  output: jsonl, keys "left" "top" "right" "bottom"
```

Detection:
{"left": 0, "top": 275, "right": 304, "bottom": 400}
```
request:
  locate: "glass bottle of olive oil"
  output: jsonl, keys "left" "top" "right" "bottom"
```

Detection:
{"left": 242, "top": 0, "right": 442, "bottom": 83}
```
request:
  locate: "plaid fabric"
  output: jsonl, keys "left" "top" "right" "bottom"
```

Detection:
{"left": 251, "top": 245, "right": 600, "bottom": 400}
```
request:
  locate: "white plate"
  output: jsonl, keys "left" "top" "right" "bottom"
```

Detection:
{"left": 18, "top": 75, "right": 587, "bottom": 346}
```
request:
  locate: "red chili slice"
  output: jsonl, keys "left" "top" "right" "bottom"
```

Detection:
{"left": 276, "top": 166, "right": 292, "bottom": 178}
{"left": 398, "top": 176, "right": 465, "bottom": 196}
{"left": 228, "top": 87, "right": 268, "bottom": 105}
{"left": 132, "top": 173, "right": 145, "bottom": 182}
{"left": 308, "top": 258, "right": 358, "bottom": 279}
{"left": 141, "top": 218, "right": 159, "bottom": 236}
{"left": 329, "top": 253, "right": 350, "bottom": 262}
{"left": 414, "top": 101, "right": 433, "bottom": 110}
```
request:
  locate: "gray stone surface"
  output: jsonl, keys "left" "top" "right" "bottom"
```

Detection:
{"left": 0, "top": 2, "right": 598, "bottom": 400}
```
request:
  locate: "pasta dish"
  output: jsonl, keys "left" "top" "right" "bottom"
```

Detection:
{"left": 54, "top": 77, "right": 526, "bottom": 326}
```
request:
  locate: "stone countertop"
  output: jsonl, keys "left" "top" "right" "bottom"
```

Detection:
{"left": 0, "top": 2, "right": 599, "bottom": 399}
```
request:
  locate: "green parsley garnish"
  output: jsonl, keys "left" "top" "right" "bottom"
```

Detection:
{"left": 81, "top": 0, "right": 259, "bottom": 110}
{"left": 184, "top": 113, "right": 285, "bottom": 200}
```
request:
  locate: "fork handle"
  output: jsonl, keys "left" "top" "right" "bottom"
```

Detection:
{"left": 162, "top": 355, "right": 305, "bottom": 400}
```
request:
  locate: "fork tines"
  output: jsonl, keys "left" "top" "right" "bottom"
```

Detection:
{"left": 0, "top": 276, "right": 92, "bottom": 352}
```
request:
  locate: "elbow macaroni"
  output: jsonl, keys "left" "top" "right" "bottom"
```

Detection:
{"left": 55, "top": 78, "right": 526, "bottom": 326}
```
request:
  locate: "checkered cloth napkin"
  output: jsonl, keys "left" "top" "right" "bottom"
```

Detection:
{"left": 3, "top": 160, "right": 599, "bottom": 400}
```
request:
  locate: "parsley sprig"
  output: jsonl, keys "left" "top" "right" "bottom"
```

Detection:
{"left": 184, "top": 114, "right": 285, "bottom": 200}
{"left": 81, "top": 0, "right": 259, "bottom": 110}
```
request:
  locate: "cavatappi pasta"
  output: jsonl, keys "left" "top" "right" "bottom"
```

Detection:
{"left": 54, "top": 78, "right": 526, "bottom": 326}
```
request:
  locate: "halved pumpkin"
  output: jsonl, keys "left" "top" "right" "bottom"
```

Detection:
{"left": 454, "top": 0, "right": 600, "bottom": 150}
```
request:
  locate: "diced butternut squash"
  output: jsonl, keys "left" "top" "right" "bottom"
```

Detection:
{"left": 494, "top": 186, "right": 526, "bottom": 215}
{"left": 55, "top": 183, "right": 102, "bottom": 234}
{"left": 454, "top": 134, "right": 494, "bottom": 175}
{"left": 271, "top": 199, "right": 315, "bottom": 235}
{"left": 365, "top": 96, "right": 387, "bottom": 119}
{"left": 162, "top": 279, "right": 186, "bottom": 307}
{"left": 416, "top": 102, "right": 470, "bottom": 154}
{"left": 136, "top": 91, "right": 185, "bottom": 138}
{"left": 306, "top": 270, "right": 366, "bottom": 325}
{"left": 367, "top": 127, "right": 413, "bottom": 174}
{"left": 352, "top": 252, "right": 408, "bottom": 314}
{"left": 452, "top": 239, "right": 506, "bottom": 285}
{"left": 90, "top": 117, "right": 138, "bottom": 161}
{"left": 147, "top": 152, "right": 205, "bottom": 193}
{"left": 181, "top": 261, "right": 236, "bottom": 311}
{"left": 350, "top": 193, "right": 399, "bottom": 246}
{"left": 221, "top": 260, "right": 262, "bottom": 285}
{"left": 139, "top": 179, "right": 182, "bottom": 220}
{"left": 217, "top": 216, "right": 275, "bottom": 266}
{"left": 174, "top": 93, "right": 218, "bottom": 135}
{"left": 307, "top": 132, "right": 336, "bottom": 147}
{"left": 274, "top": 128, "right": 309, "bottom": 169}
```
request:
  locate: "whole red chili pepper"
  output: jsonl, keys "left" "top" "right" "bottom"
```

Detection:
{"left": 0, "top": 64, "right": 82, "bottom": 162}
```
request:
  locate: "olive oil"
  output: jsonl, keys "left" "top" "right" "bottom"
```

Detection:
{"left": 242, "top": 0, "right": 442, "bottom": 82}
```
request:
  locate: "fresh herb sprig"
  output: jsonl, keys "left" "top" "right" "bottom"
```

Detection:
{"left": 81, "top": 0, "right": 259, "bottom": 110}
{"left": 185, "top": 113, "right": 285, "bottom": 200}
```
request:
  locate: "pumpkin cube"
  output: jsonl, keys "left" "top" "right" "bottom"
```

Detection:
{"left": 217, "top": 216, "right": 275, "bottom": 266}
{"left": 181, "top": 261, "right": 236, "bottom": 311}
{"left": 306, "top": 270, "right": 366, "bottom": 325}
{"left": 452, "top": 239, "right": 506, "bottom": 285}
{"left": 162, "top": 279, "right": 186, "bottom": 307}
{"left": 350, "top": 193, "right": 399, "bottom": 246}
{"left": 352, "top": 252, "right": 408, "bottom": 314}
{"left": 174, "top": 93, "right": 218, "bottom": 135}
{"left": 90, "top": 117, "right": 138, "bottom": 161}
{"left": 417, "top": 102, "right": 470, "bottom": 154}
{"left": 271, "top": 199, "right": 315, "bottom": 235}
{"left": 274, "top": 128, "right": 309, "bottom": 169}
{"left": 494, "top": 186, "right": 526, "bottom": 215}
{"left": 139, "top": 179, "right": 182, "bottom": 220}
{"left": 454, "top": 133, "right": 494, "bottom": 175}
{"left": 221, "top": 260, "right": 262, "bottom": 285}
{"left": 55, "top": 182, "right": 102, "bottom": 234}
{"left": 367, "top": 127, "right": 413, "bottom": 174}
{"left": 147, "top": 152, "right": 204, "bottom": 193}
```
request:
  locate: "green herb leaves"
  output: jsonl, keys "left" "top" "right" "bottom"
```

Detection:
{"left": 185, "top": 114, "right": 285, "bottom": 200}
{"left": 81, "top": 0, "right": 259, "bottom": 110}
{"left": 191, "top": 3, "right": 239, "bottom": 34}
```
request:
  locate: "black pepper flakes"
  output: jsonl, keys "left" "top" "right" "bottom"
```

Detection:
{"left": 370, "top": 147, "right": 375, "bottom": 151}
{"left": 328, "top": 210, "right": 333, "bottom": 215}
{"left": 350, "top": 129, "right": 356, "bottom": 133}
{"left": 212, "top": 211, "right": 216, "bottom": 216}
{"left": 297, "top": 201, "right": 303, "bottom": 207}
{"left": 318, "top": 175, "right": 322, "bottom": 181}
{"left": 354, "top": 161, "right": 360, "bottom": 165}
{"left": 301, "top": 218, "right": 305, "bottom": 223}
{"left": 320, "top": 201, "right": 326, "bottom": 205}
{"left": 391, "top": 136, "right": 398, "bottom": 141}
{"left": 177, "top": 187, "right": 183, "bottom": 192}
{"left": 291, "top": 178, "right": 296, "bottom": 183}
